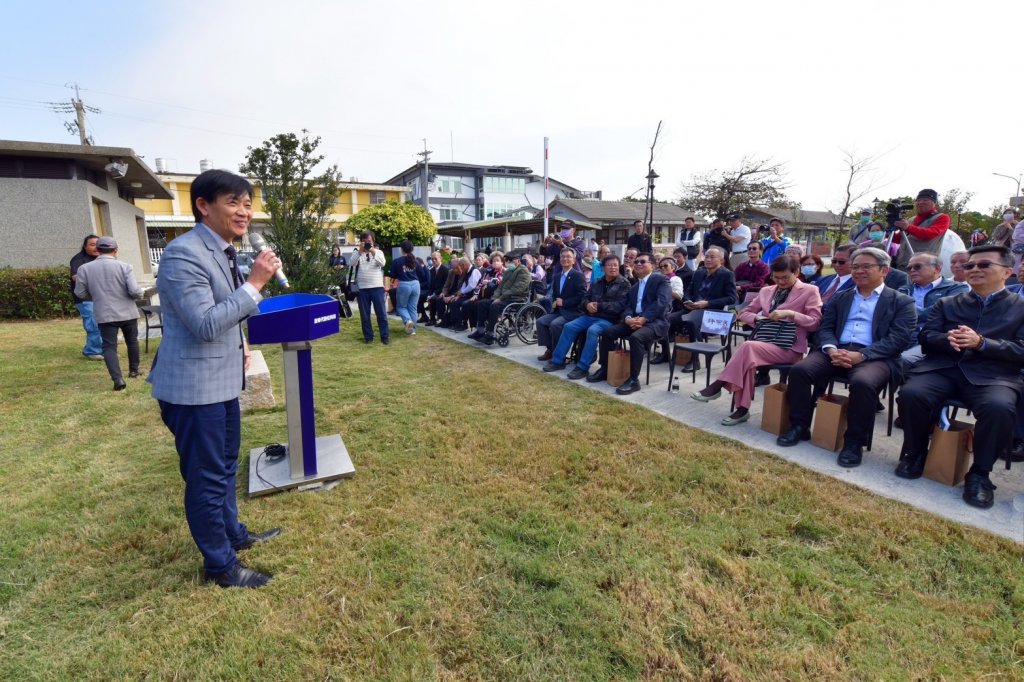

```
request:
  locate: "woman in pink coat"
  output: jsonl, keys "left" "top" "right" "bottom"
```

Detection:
{"left": 690, "top": 254, "right": 822, "bottom": 425}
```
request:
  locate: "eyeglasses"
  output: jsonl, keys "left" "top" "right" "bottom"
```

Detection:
{"left": 634, "top": 259, "right": 650, "bottom": 265}
{"left": 906, "top": 263, "right": 929, "bottom": 271}
{"left": 831, "top": 259, "right": 848, "bottom": 265}
{"left": 962, "top": 260, "right": 1004, "bottom": 271}
{"left": 659, "top": 263, "right": 674, "bottom": 269}
{"left": 850, "top": 263, "right": 881, "bottom": 271}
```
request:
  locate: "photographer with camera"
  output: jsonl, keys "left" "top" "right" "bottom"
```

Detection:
{"left": 760, "top": 218, "right": 791, "bottom": 266}
{"left": 891, "top": 189, "right": 950, "bottom": 270}
{"left": 724, "top": 213, "right": 752, "bottom": 269}
{"left": 703, "top": 218, "right": 733, "bottom": 267}
{"left": 354, "top": 230, "right": 390, "bottom": 345}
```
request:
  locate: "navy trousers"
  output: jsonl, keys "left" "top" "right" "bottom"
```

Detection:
{"left": 159, "top": 399, "right": 248, "bottom": 575}
{"left": 357, "top": 287, "right": 390, "bottom": 342}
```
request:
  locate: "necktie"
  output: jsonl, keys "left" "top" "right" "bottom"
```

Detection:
{"left": 225, "top": 245, "right": 241, "bottom": 289}
{"left": 636, "top": 278, "right": 646, "bottom": 314}
{"left": 821, "top": 276, "right": 840, "bottom": 303}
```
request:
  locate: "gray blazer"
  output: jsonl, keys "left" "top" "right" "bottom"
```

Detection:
{"left": 148, "top": 224, "right": 261, "bottom": 405}
{"left": 73, "top": 255, "right": 143, "bottom": 323}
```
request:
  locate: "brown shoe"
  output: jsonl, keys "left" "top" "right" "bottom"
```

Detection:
{"left": 537, "top": 349, "right": 552, "bottom": 362}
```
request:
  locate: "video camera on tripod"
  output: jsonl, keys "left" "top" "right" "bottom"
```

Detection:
{"left": 884, "top": 201, "right": 914, "bottom": 230}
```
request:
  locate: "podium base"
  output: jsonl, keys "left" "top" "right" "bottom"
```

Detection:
{"left": 247, "top": 434, "right": 355, "bottom": 497}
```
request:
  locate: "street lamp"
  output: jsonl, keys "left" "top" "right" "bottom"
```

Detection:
{"left": 992, "top": 171, "right": 1022, "bottom": 207}
{"left": 646, "top": 169, "right": 659, "bottom": 237}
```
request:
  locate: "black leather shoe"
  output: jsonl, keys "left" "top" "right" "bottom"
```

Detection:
{"left": 205, "top": 562, "right": 271, "bottom": 589}
{"left": 542, "top": 361, "right": 566, "bottom": 372}
{"left": 113, "top": 380, "right": 127, "bottom": 391}
{"left": 234, "top": 527, "right": 282, "bottom": 551}
{"left": 616, "top": 379, "right": 641, "bottom": 395}
{"left": 876, "top": 400, "right": 885, "bottom": 413}
{"left": 481, "top": 334, "right": 494, "bottom": 346}
{"left": 837, "top": 445, "right": 863, "bottom": 468}
{"left": 776, "top": 425, "right": 811, "bottom": 447}
{"left": 649, "top": 355, "right": 668, "bottom": 365}
{"left": 962, "top": 473, "right": 995, "bottom": 509}
{"left": 467, "top": 330, "right": 483, "bottom": 340}
{"left": 1002, "top": 439, "right": 1024, "bottom": 463}
{"left": 893, "top": 416, "right": 903, "bottom": 430}
{"left": 754, "top": 371, "right": 771, "bottom": 387}
{"left": 566, "top": 368, "right": 589, "bottom": 380}
{"left": 586, "top": 367, "right": 608, "bottom": 383}
{"left": 424, "top": 320, "right": 435, "bottom": 327}
{"left": 128, "top": 371, "right": 142, "bottom": 378}
{"left": 537, "top": 349, "right": 553, "bottom": 362}
{"left": 894, "top": 453, "right": 925, "bottom": 479}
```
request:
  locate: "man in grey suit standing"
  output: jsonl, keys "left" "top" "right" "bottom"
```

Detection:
{"left": 148, "top": 169, "right": 282, "bottom": 589}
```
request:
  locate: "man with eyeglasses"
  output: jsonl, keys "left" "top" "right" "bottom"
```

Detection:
{"left": 669, "top": 246, "right": 737, "bottom": 372}
{"left": 777, "top": 247, "right": 916, "bottom": 469}
{"left": 895, "top": 245, "right": 1024, "bottom": 508}
{"left": 815, "top": 245, "right": 856, "bottom": 305}
{"left": 899, "top": 253, "right": 968, "bottom": 365}
{"left": 589, "top": 253, "right": 672, "bottom": 394}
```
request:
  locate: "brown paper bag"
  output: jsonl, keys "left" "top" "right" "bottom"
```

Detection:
{"left": 811, "top": 394, "right": 848, "bottom": 452}
{"left": 673, "top": 334, "right": 692, "bottom": 366}
{"left": 607, "top": 349, "right": 630, "bottom": 387}
{"left": 924, "top": 421, "right": 973, "bottom": 486}
{"left": 760, "top": 383, "right": 790, "bottom": 435}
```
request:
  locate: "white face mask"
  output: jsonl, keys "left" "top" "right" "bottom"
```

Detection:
{"left": 1004, "top": 213, "right": 1015, "bottom": 222}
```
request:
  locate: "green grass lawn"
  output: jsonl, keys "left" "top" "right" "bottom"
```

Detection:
{"left": 1, "top": 318, "right": 1021, "bottom": 680}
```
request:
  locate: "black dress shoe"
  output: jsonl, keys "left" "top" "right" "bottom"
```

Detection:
{"left": 467, "top": 330, "right": 483, "bottom": 340}
{"left": 542, "top": 361, "right": 565, "bottom": 372}
{"left": 649, "top": 355, "right": 668, "bottom": 365}
{"left": 537, "top": 349, "right": 553, "bottom": 362}
{"left": 424, "top": 320, "right": 435, "bottom": 327}
{"left": 566, "top": 367, "right": 589, "bottom": 380}
{"left": 205, "top": 562, "right": 271, "bottom": 589}
{"left": 616, "top": 379, "right": 641, "bottom": 395}
{"left": 234, "top": 527, "right": 282, "bottom": 551}
{"left": 754, "top": 371, "right": 771, "bottom": 387}
{"left": 381, "top": 338, "right": 390, "bottom": 345}
{"left": 113, "top": 380, "right": 127, "bottom": 391}
{"left": 776, "top": 425, "right": 811, "bottom": 447}
{"left": 586, "top": 367, "right": 608, "bottom": 383}
{"left": 481, "top": 334, "right": 494, "bottom": 346}
{"left": 962, "top": 473, "right": 995, "bottom": 509}
{"left": 837, "top": 445, "right": 863, "bottom": 468}
{"left": 128, "top": 371, "right": 142, "bottom": 378}
{"left": 894, "top": 453, "right": 925, "bottom": 479}
{"left": 893, "top": 416, "right": 903, "bottom": 430}
{"left": 1002, "top": 439, "right": 1024, "bottom": 463}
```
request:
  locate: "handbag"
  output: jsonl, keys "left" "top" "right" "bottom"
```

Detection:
{"left": 750, "top": 319, "right": 797, "bottom": 349}
{"left": 344, "top": 263, "right": 360, "bottom": 301}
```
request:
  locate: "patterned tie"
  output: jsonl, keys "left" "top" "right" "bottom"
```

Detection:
{"left": 821, "top": 276, "right": 840, "bottom": 303}
{"left": 224, "top": 245, "right": 241, "bottom": 289}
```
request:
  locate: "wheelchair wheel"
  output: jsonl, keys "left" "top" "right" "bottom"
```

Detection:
{"left": 514, "top": 303, "right": 544, "bottom": 345}
{"left": 496, "top": 332, "right": 510, "bottom": 347}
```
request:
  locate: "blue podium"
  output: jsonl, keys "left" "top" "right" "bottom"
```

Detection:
{"left": 246, "top": 293, "right": 355, "bottom": 496}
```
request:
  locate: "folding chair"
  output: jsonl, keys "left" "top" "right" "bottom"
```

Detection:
{"left": 667, "top": 309, "right": 735, "bottom": 390}
{"left": 140, "top": 305, "right": 163, "bottom": 353}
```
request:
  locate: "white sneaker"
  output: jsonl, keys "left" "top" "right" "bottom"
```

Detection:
{"left": 409, "top": 330, "right": 416, "bottom": 335}
{"left": 405, "top": 320, "right": 414, "bottom": 334}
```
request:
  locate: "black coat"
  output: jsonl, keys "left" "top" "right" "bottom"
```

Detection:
{"left": 818, "top": 286, "right": 916, "bottom": 383}
{"left": 581, "top": 274, "right": 631, "bottom": 322}
{"left": 684, "top": 267, "right": 737, "bottom": 309}
{"left": 911, "top": 288, "right": 1024, "bottom": 390}
{"left": 624, "top": 273, "right": 672, "bottom": 336}
{"left": 551, "top": 268, "right": 588, "bottom": 321}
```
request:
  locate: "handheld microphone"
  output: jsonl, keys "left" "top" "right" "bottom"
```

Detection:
{"left": 247, "top": 232, "right": 290, "bottom": 288}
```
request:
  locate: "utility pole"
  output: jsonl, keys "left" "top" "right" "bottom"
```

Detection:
{"left": 50, "top": 83, "right": 99, "bottom": 145}
{"left": 417, "top": 139, "right": 432, "bottom": 214}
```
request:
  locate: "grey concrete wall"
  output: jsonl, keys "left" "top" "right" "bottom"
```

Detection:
{"left": 0, "top": 178, "right": 151, "bottom": 278}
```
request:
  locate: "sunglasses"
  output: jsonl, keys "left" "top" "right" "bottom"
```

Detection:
{"left": 962, "top": 260, "right": 1003, "bottom": 271}
{"left": 634, "top": 259, "right": 650, "bottom": 265}
{"left": 832, "top": 259, "right": 848, "bottom": 265}
{"left": 907, "top": 263, "right": 929, "bottom": 271}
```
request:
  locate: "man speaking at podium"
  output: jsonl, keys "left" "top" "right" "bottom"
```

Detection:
{"left": 149, "top": 169, "right": 282, "bottom": 589}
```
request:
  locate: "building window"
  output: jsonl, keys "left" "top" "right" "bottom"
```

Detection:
{"left": 614, "top": 229, "right": 627, "bottom": 245}
{"left": 369, "top": 191, "right": 387, "bottom": 205}
{"left": 436, "top": 176, "right": 461, "bottom": 194}
{"left": 439, "top": 207, "right": 462, "bottom": 221}
{"left": 91, "top": 199, "right": 108, "bottom": 236}
{"left": 483, "top": 176, "right": 525, "bottom": 194}
{"left": 484, "top": 203, "right": 519, "bottom": 220}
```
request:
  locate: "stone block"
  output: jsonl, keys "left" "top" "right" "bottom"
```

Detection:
{"left": 240, "top": 349, "right": 275, "bottom": 411}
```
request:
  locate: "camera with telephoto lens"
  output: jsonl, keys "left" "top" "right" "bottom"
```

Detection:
{"left": 885, "top": 201, "right": 914, "bottom": 229}
{"left": 362, "top": 241, "right": 373, "bottom": 250}
{"left": 758, "top": 224, "right": 771, "bottom": 234}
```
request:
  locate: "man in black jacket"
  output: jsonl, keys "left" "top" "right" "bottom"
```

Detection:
{"left": 669, "top": 246, "right": 737, "bottom": 370}
{"left": 589, "top": 254, "right": 672, "bottom": 394}
{"left": 544, "top": 255, "right": 630, "bottom": 379}
{"left": 777, "top": 247, "right": 917, "bottom": 468}
{"left": 424, "top": 251, "right": 450, "bottom": 326}
{"left": 626, "top": 220, "right": 653, "bottom": 254}
{"left": 896, "top": 245, "right": 1024, "bottom": 508}
{"left": 536, "top": 248, "right": 588, "bottom": 361}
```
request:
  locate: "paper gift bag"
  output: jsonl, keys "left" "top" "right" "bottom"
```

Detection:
{"left": 673, "top": 334, "right": 692, "bottom": 366}
{"left": 924, "top": 421, "right": 973, "bottom": 486}
{"left": 811, "top": 394, "right": 848, "bottom": 452}
{"left": 607, "top": 348, "right": 630, "bottom": 387}
{"left": 760, "top": 383, "right": 790, "bottom": 435}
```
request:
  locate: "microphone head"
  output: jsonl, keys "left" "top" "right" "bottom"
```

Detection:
{"left": 248, "top": 232, "right": 267, "bottom": 252}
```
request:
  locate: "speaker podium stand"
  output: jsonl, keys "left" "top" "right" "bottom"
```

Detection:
{"left": 246, "top": 293, "right": 354, "bottom": 496}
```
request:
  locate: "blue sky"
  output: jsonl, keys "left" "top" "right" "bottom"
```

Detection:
{"left": 2, "top": 0, "right": 1020, "bottom": 215}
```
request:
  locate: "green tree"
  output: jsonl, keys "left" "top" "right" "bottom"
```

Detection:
{"left": 344, "top": 200, "right": 436, "bottom": 252}
{"left": 678, "top": 156, "right": 798, "bottom": 220}
{"left": 240, "top": 130, "right": 342, "bottom": 294}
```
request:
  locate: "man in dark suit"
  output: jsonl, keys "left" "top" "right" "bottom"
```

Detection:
{"left": 589, "top": 253, "right": 672, "bottom": 394}
{"left": 149, "top": 170, "right": 282, "bottom": 589}
{"left": 896, "top": 246, "right": 1024, "bottom": 508}
{"left": 815, "top": 244, "right": 856, "bottom": 305}
{"left": 424, "top": 251, "right": 450, "bottom": 326}
{"left": 536, "top": 248, "right": 588, "bottom": 361}
{"left": 777, "top": 247, "right": 917, "bottom": 468}
{"left": 669, "top": 246, "right": 737, "bottom": 370}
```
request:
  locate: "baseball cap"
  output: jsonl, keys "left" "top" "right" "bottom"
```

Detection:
{"left": 96, "top": 236, "right": 118, "bottom": 252}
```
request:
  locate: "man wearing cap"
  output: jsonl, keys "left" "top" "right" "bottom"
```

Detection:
{"left": 70, "top": 234, "right": 104, "bottom": 361}
{"left": 893, "top": 189, "right": 950, "bottom": 270}
{"left": 148, "top": 169, "right": 283, "bottom": 589}
{"left": 703, "top": 218, "right": 732, "bottom": 261}
{"left": 725, "top": 213, "right": 752, "bottom": 269}
{"left": 74, "top": 236, "right": 145, "bottom": 391}
{"left": 627, "top": 220, "right": 653, "bottom": 254}
{"left": 847, "top": 209, "right": 874, "bottom": 244}
{"left": 543, "top": 220, "right": 585, "bottom": 267}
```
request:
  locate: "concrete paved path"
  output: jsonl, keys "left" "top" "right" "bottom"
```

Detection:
{"left": 426, "top": 322, "right": 1024, "bottom": 544}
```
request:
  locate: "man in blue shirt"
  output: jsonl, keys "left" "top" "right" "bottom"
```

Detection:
{"left": 760, "top": 218, "right": 791, "bottom": 266}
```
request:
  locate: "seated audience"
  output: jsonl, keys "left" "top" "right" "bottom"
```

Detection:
{"left": 776, "top": 247, "right": 916, "bottom": 469}
{"left": 543, "top": 255, "right": 630, "bottom": 379}
{"left": 900, "top": 253, "right": 969, "bottom": 365}
{"left": 948, "top": 250, "right": 969, "bottom": 283}
{"left": 816, "top": 244, "right": 857, "bottom": 305}
{"left": 622, "top": 247, "right": 640, "bottom": 284}
{"left": 734, "top": 240, "right": 771, "bottom": 299}
{"left": 424, "top": 251, "right": 450, "bottom": 326}
{"left": 669, "top": 246, "right": 737, "bottom": 370}
{"left": 691, "top": 255, "right": 822, "bottom": 425}
{"left": 591, "top": 244, "right": 612, "bottom": 281}
{"left": 466, "top": 253, "right": 505, "bottom": 339}
{"left": 896, "top": 246, "right": 1024, "bottom": 509}
{"left": 470, "top": 252, "right": 531, "bottom": 345}
{"left": 800, "top": 254, "right": 824, "bottom": 284}
{"left": 671, "top": 247, "right": 694, "bottom": 293}
{"left": 588, "top": 254, "right": 672, "bottom": 395}
{"left": 448, "top": 254, "right": 487, "bottom": 331}
{"left": 536, "top": 248, "right": 588, "bottom": 361}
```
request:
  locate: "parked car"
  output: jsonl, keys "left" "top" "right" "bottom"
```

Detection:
{"left": 237, "top": 251, "right": 255, "bottom": 278}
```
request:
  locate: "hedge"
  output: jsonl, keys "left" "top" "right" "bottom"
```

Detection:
{"left": 0, "top": 266, "right": 77, "bottom": 319}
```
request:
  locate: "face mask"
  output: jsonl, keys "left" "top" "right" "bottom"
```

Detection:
{"left": 506, "top": 263, "right": 516, "bottom": 270}
{"left": 868, "top": 231, "right": 885, "bottom": 242}
{"left": 1004, "top": 213, "right": 1015, "bottom": 221}
{"left": 560, "top": 230, "right": 572, "bottom": 239}
{"left": 800, "top": 265, "right": 817, "bottom": 277}
{"left": 860, "top": 215, "right": 871, "bottom": 223}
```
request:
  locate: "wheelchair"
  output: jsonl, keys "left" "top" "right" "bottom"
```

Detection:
{"left": 493, "top": 282, "right": 547, "bottom": 346}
